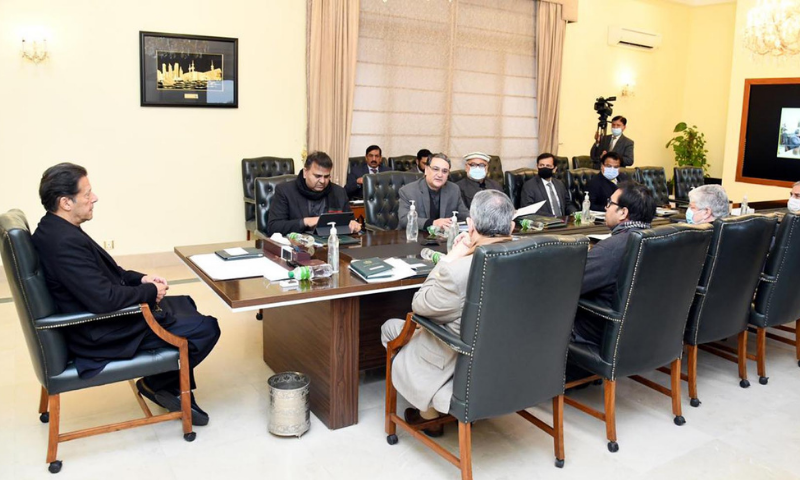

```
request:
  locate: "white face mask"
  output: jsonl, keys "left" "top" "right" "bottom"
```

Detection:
{"left": 468, "top": 166, "right": 486, "bottom": 181}
{"left": 603, "top": 166, "right": 619, "bottom": 181}
{"left": 789, "top": 196, "right": 800, "bottom": 213}
{"left": 611, "top": 127, "right": 623, "bottom": 137}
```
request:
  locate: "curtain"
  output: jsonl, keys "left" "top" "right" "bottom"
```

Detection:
{"left": 307, "top": 0, "right": 360, "bottom": 185}
{"left": 536, "top": 0, "right": 567, "bottom": 155}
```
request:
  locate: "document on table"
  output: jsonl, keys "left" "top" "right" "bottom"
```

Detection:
{"left": 512, "top": 201, "right": 546, "bottom": 219}
{"left": 190, "top": 253, "right": 289, "bottom": 281}
{"left": 349, "top": 257, "right": 417, "bottom": 284}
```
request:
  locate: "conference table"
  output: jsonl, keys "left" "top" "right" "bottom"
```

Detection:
{"left": 175, "top": 216, "right": 671, "bottom": 430}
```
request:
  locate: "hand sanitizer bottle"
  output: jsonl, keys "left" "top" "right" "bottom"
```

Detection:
{"left": 741, "top": 194, "right": 749, "bottom": 215}
{"left": 327, "top": 222, "right": 339, "bottom": 273}
{"left": 582, "top": 194, "right": 592, "bottom": 222}
{"left": 406, "top": 200, "right": 419, "bottom": 242}
{"left": 446, "top": 211, "right": 459, "bottom": 252}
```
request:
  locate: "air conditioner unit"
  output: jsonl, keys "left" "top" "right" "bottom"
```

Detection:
{"left": 608, "top": 26, "right": 662, "bottom": 50}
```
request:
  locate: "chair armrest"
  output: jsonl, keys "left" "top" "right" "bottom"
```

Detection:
{"left": 35, "top": 305, "right": 143, "bottom": 330}
{"left": 253, "top": 230, "right": 268, "bottom": 240}
{"left": 365, "top": 223, "right": 388, "bottom": 232}
{"left": 412, "top": 314, "right": 473, "bottom": 356}
{"left": 577, "top": 299, "right": 622, "bottom": 323}
{"left": 244, "top": 196, "right": 255, "bottom": 204}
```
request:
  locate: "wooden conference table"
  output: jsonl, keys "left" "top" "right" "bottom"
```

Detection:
{"left": 175, "top": 217, "right": 669, "bottom": 430}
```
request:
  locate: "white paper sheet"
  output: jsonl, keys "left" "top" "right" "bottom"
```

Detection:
{"left": 224, "top": 247, "right": 249, "bottom": 256}
{"left": 190, "top": 253, "right": 289, "bottom": 281}
{"left": 587, "top": 234, "right": 611, "bottom": 241}
{"left": 512, "top": 200, "right": 546, "bottom": 219}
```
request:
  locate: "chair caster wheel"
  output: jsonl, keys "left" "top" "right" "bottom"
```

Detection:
{"left": 48, "top": 460, "right": 62, "bottom": 473}
{"left": 607, "top": 441, "right": 619, "bottom": 453}
{"left": 39, "top": 412, "right": 49, "bottom": 423}
{"left": 256, "top": 312, "right": 263, "bottom": 321}
{"left": 674, "top": 415, "right": 686, "bottom": 426}
{"left": 184, "top": 432, "right": 196, "bottom": 442}
{"left": 387, "top": 434, "right": 398, "bottom": 445}
{"left": 690, "top": 398, "right": 701, "bottom": 408}
{"left": 739, "top": 379, "right": 750, "bottom": 388}
{"left": 555, "top": 458, "right": 565, "bottom": 468}
{"left": 759, "top": 376, "right": 768, "bottom": 385}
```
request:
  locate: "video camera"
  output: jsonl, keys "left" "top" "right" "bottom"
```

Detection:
{"left": 594, "top": 96, "right": 617, "bottom": 130}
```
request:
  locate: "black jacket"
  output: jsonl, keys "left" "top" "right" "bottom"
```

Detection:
{"left": 267, "top": 177, "right": 351, "bottom": 236}
{"left": 586, "top": 173, "right": 629, "bottom": 211}
{"left": 455, "top": 177, "right": 502, "bottom": 208}
{"left": 345, "top": 162, "right": 391, "bottom": 199}
{"left": 520, "top": 176, "right": 577, "bottom": 216}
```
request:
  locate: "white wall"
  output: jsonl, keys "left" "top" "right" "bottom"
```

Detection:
{"left": 0, "top": 0, "right": 307, "bottom": 256}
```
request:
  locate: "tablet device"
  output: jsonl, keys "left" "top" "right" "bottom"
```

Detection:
{"left": 314, "top": 212, "right": 355, "bottom": 236}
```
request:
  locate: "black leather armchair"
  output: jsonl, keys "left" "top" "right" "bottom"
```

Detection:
{"left": 242, "top": 157, "right": 295, "bottom": 238}
{"left": 488, "top": 155, "right": 504, "bottom": 187}
{"left": 0, "top": 210, "right": 194, "bottom": 474}
{"left": 573, "top": 155, "right": 593, "bottom": 169}
{"left": 554, "top": 155, "right": 570, "bottom": 173}
{"left": 565, "top": 224, "right": 714, "bottom": 452}
{"left": 567, "top": 168, "right": 600, "bottom": 211}
{"left": 682, "top": 215, "right": 777, "bottom": 406}
{"left": 389, "top": 155, "right": 416, "bottom": 172}
{"left": 635, "top": 167, "right": 671, "bottom": 206}
{"left": 254, "top": 174, "right": 296, "bottom": 238}
{"left": 448, "top": 169, "right": 467, "bottom": 184}
{"left": 504, "top": 168, "right": 537, "bottom": 208}
{"left": 363, "top": 171, "right": 423, "bottom": 231}
{"left": 385, "top": 235, "right": 590, "bottom": 476}
{"left": 749, "top": 213, "right": 800, "bottom": 383}
{"left": 673, "top": 166, "right": 704, "bottom": 204}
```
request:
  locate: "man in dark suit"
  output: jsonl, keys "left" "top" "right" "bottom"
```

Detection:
{"left": 415, "top": 149, "right": 431, "bottom": 173}
{"left": 585, "top": 152, "right": 630, "bottom": 211}
{"left": 456, "top": 152, "right": 503, "bottom": 208}
{"left": 520, "top": 152, "right": 577, "bottom": 216}
{"left": 268, "top": 151, "right": 362, "bottom": 236}
{"left": 398, "top": 154, "right": 469, "bottom": 230}
{"left": 590, "top": 115, "right": 634, "bottom": 167}
{"left": 572, "top": 182, "right": 656, "bottom": 346}
{"left": 345, "top": 144, "right": 392, "bottom": 199}
{"left": 31, "top": 163, "right": 221, "bottom": 426}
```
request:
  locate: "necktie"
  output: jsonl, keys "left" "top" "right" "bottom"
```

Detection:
{"left": 370, "top": 167, "right": 377, "bottom": 175}
{"left": 547, "top": 182, "right": 562, "bottom": 217}
{"left": 609, "top": 136, "right": 618, "bottom": 152}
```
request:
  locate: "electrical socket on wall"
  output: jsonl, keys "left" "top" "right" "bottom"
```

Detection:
{"left": 103, "top": 240, "right": 115, "bottom": 250}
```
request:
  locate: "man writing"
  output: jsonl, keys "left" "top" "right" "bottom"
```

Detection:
{"left": 31, "top": 163, "right": 221, "bottom": 425}
{"left": 520, "top": 152, "right": 577, "bottom": 216}
{"left": 398, "top": 153, "right": 469, "bottom": 230}
{"left": 590, "top": 115, "right": 634, "bottom": 167}
{"left": 268, "top": 151, "right": 362, "bottom": 236}
{"left": 455, "top": 152, "right": 502, "bottom": 208}
{"left": 345, "top": 145, "right": 391, "bottom": 199}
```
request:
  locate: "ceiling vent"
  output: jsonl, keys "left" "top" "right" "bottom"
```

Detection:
{"left": 608, "top": 26, "right": 662, "bottom": 50}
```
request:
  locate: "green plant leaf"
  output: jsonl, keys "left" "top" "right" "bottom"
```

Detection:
{"left": 674, "top": 122, "right": 687, "bottom": 132}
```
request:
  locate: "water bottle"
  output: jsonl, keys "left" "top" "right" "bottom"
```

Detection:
{"left": 406, "top": 200, "right": 419, "bottom": 242}
{"left": 287, "top": 263, "right": 333, "bottom": 281}
{"left": 582, "top": 194, "right": 592, "bottom": 222}
{"left": 326, "top": 222, "right": 339, "bottom": 273}
{"left": 446, "top": 211, "right": 459, "bottom": 252}
{"left": 287, "top": 232, "right": 317, "bottom": 255}
{"left": 420, "top": 248, "right": 442, "bottom": 265}
{"left": 741, "top": 194, "right": 749, "bottom": 215}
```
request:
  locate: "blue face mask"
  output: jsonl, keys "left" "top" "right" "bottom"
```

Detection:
{"left": 469, "top": 166, "right": 486, "bottom": 181}
{"left": 611, "top": 127, "right": 623, "bottom": 137}
{"left": 685, "top": 207, "right": 695, "bottom": 224}
{"left": 603, "top": 166, "right": 619, "bottom": 181}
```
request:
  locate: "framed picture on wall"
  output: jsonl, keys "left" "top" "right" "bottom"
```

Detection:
{"left": 736, "top": 77, "right": 800, "bottom": 187}
{"left": 139, "top": 31, "right": 238, "bottom": 108}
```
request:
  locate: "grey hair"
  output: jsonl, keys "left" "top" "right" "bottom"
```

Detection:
{"left": 793, "top": 180, "right": 800, "bottom": 188}
{"left": 689, "top": 185, "right": 729, "bottom": 219}
{"left": 470, "top": 190, "right": 515, "bottom": 236}
{"left": 430, "top": 153, "right": 451, "bottom": 168}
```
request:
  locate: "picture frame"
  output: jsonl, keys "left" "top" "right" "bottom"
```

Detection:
{"left": 736, "top": 77, "right": 800, "bottom": 188}
{"left": 139, "top": 31, "right": 238, "bottom": 108}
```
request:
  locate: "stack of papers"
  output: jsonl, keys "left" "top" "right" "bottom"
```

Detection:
{"left": 190, "top": 253, "right": 288, "bottom": 281}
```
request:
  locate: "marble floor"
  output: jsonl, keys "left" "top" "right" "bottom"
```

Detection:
{"left": 1, "top": 263, "right": 800, "bottom": 480}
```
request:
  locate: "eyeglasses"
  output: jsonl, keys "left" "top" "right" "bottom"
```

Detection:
{"left": 466, "top": 163, "right": 486, "bottom": 169}
{"left": 606, "top": 199, "right": 620, "bottom": 208}
{"left": 428, "top": 165, "right": 450, "bottom": 175}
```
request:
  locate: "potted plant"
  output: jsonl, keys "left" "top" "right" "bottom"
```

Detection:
{"left": 666, "top": 122, "right": 709, "bottom": 175}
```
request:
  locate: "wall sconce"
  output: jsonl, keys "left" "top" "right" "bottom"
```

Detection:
{"left": 21, "top": 38, "right": 48, "bottom": 64}
{"left": 621, "top": 83, "right": 635, "bottom": 97}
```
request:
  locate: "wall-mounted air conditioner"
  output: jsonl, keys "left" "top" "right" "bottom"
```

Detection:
{"left": 608, "top": 26, "right": 662, "bottom": 50}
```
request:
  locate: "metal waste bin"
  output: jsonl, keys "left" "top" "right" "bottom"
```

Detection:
{"left": 268, "top": 372, "right": 310, "bottom": 437}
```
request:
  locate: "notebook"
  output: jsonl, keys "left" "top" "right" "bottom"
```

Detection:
{"left": 349, "top": 257, "right": 394, "bottom": 279}
{"left": 214, "top": 247, "right": 264, "bottom": 261}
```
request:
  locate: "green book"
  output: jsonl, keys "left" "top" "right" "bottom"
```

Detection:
{"left": 349, "top": 257, "right": 394, "bottom": 279}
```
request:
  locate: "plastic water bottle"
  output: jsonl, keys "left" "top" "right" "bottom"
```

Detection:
{"left": 406, "top": 200, "right": 419, "bottom": 242}
{"left": 446, "top": 211, "right": 459, "bottom": 252}
{"left": 327, "top": 222, "right": 339, "bottom": 273}
{"left": 741, "top": 194, "right": 749, "bottom": 215}
{"left": 287, "top": 264, "right": 333, "bottom": 281}
{"left": 582, "top": 194, "right": 592, "bottom": 222}
{"left": 287, "top": 232, "right": 317, "bottom": 254}
{"left": 420, "top": 248, "right": 442, "bottom": 265}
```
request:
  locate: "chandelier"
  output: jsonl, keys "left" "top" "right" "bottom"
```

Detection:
{"left": 743, "top": 0, "right": 800, "bottom": 56}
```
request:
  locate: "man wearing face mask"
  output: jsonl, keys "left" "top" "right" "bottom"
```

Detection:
{"left": 585, "top": 152, "right": 630, "bottom": 211}
{"left": 520, "top": 152, "right": 576, "bottom": 216}
{"left": 788, "top": 181, "right": 800, "bottom": 214}
{"left": 590, "top": 115, "right": 634, "bottom": 168}
{"left": 685, "top": 185, "right": 728, "bottom": 224}
{"left": 455, "top": 152, "right": 502, "bottom": 208}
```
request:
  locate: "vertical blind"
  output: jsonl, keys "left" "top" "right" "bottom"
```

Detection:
{"left": 351, "top": 0, "right": 538, "bottom": 171}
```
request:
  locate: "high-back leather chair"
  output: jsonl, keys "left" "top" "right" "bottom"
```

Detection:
{"left": 573, "top": 155, "right": 593, "bottom": 169}
{"left": 254, "top": 174, "right": 296, "bottom": 238}
{"left": 389, "top": 155, "right": 416, "bottom": 172}
{"left": 0, "top": 210, "right": 194, "bottom": 474}
{"left": 242, "top": 157, "right": 295, "bottom": 237}
{"left": 636, "top": 167, "right": 670, "bottom": 206}
{"left": 448, "top": 169, "right": 467, "bottom": 184}
{"left": 568, "top": 168, "right": 600, "bottom": 211}
{"left": 682, "top": 215, "right": 777, "bottom": 407}
{"left": 385, "top": 235, "right": 590, "bottom": 476}
{"left": 749, "top": 213, "right": 800, "bottom": 384}
{"left": 554, "top": 155, "right": 570, "bottom": 173}
{"left": 488, "top": 155, "right": 504, "bottom": 187}
{"left": 363, "top": 171, "right": 423, "bottom": 231}
{"left": 565, "top": 224, "right": 713, "bottom": 452}
{"left": 674, "top": 166, "right": 704, "bottom": 204}
{"left": 504, "top": 168, "right": 537, "bottom": 208}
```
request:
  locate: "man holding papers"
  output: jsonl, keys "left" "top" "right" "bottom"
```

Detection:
{"left": 381, "top": 190, "right": 514, "bottom": 436}
{"left": 520, "top": 153, "right": 576, "bottom": 216}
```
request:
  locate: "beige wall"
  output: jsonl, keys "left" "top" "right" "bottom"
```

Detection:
{"left": 559, "top": 0, "right": 735, "bottom": 180}
{"left": 0, "top": 0, "right": 307, "bottom": 257}
{"left": 721, "top": 0, "right": 800, "bottom": 203}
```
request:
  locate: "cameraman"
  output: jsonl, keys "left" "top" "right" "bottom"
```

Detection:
{"left": 590, "top": 115, "right": 634, "bottom": 168}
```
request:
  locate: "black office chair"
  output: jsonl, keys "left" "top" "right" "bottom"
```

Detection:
{"left": 636, "top": 167, "right": 671, "bottom": 206}
{"left": 572, "top": 155, "right": 593, "bottom": 169}
{"left": 488, "top": 155, "right": 504, "bottom": 187}
{"left": 673, "top": 166, "right": 704, "bottom": 205}
{"left": 448, "top": 169, "right": 467, "bottom": 184}
{"left": 0, "top": 209, "right": 194, "bottom": 474}
{"left": 565, "top": 224, "right": 713, "bottom": 452}
{"left": 389, "top": 155, "right": 416, "bottom": 172}
{"left": 363, "top": 171, "right": 423, "bottom": 230}
{"left": 554, "top": 156, "right": 570, "bottom": 174}
{"left": 385, "top": 235, "right": 590, "bottom": 477}
{"left": 254, "top": 174, "right": 296, "bottom": 239}
{"left": 567, "top": 168, "right": 600, "bottom": 211}
{"left": 242, "top": 157, "right": 294, "bottom": 239}
{"left": 681, "top": 215, "right": 777, "bottom": 407}
{"left": 748, "top": 212, "right": 800, "bottom": 383}
{"left": 504, "top": 168, "right": 538, "bottom": 209}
